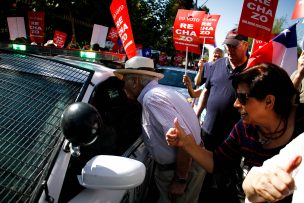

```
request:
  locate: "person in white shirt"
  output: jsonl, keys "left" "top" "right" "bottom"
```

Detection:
{"left": 114, "top": 56, "right": 205, "bottom": 203}
{"left": 242, "top": 132, "right": 304, "bottom": 203}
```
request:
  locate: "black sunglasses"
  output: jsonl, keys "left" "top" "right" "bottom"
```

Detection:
{"left": 236, "top": 92, "right": 250, "bottom": 105}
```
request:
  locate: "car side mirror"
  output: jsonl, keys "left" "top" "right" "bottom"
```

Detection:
{"left": 77, "top": 155, "right": 146, "bottom": 189}
{"left": 61, "top": 102, "right": 103, "bottom": 157}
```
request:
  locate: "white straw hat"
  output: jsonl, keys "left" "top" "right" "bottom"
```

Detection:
{"left": 114, "top": 56, "right": 164, "bottom": 80}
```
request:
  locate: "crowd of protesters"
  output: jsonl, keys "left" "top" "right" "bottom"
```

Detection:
{"left": 11, "top": 35, "right": 111, "bottom": 52}
{"left": 165, "top": 28, "right": 304, "bottom": 203}
{"left": 10, "top": 24, "right": 304, "bottom": 203}
{"left": 111, "top": 27, "right": 304, "bottom": 203}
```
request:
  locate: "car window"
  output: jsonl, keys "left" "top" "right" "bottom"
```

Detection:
{"left": 89, "top": 76, "right": 142, "bottom": 155}
{"left": 156, "top": 68, "right": 196, "bottom": 88}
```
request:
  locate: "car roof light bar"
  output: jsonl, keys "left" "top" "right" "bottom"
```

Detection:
{"left": 12, "top": 44, "right": 26, "bottom": 51}
{"left": 80, "top": 51, "right": 96, "bottom": 59}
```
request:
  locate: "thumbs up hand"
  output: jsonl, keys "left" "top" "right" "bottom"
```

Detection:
{"left": 166, "top": 118, "right": 194, "bottom": 148}
{"left": 285, "top": 155, "right": 302, "bottom": 173}
{"left": 248, "top": 155, "right": 302, "bottom": 202}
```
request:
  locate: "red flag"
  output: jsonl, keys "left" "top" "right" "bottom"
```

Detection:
{"left": 251, "top": 39, "right": 267, "bottom": 54}
{"left": 173, "top": 9, "right": 205, "bottom": 54}
{"left": 28, "top": 11, "right": 45, "bottom": 43}
{"left": 292, "top": 0, "right": 304, "bottom": 19}
{"left": 110, "top": 0, "right": 136, "bottom": 59}
{"left": 238, "top": 0, "right": 278, "bottom": 42}
{"left": 247, "top": 23, "right": 298, "bottom": 75}
{"left": 107, "top": 27, "right": 118, "bottom": 42}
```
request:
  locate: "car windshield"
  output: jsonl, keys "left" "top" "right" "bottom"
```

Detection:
{"left": 0, "top": 51, "right": 93, "bottom": 203}
{"left": 156, "top": 67, "right": 196, "bottom": 88}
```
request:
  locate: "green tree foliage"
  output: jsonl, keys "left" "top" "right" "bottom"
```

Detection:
{"left": 1, "top": 0, "right": 206, "bottom": 55}
{"left": 272, "top": 15, "right": 287, "bottom": 34}
{"left": 127, "top": 0, "right": 197, "bottom": 55}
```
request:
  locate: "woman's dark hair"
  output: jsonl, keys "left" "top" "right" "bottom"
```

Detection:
{"left": 232, "top": 63, "right": 299, "bottom": 119}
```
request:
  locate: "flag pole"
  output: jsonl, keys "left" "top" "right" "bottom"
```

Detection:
{"left": 201, "top": 37, "right": 206, "bottom": 59}
{"left": 185, "top": 46, "right": 188, "bottom": 75}
{"left": 250, "top": 38, "right": 255, "bottom": 54}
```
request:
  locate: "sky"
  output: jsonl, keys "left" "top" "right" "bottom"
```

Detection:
{"left": 197, "top": 0, "right": 303, "bottom": 48}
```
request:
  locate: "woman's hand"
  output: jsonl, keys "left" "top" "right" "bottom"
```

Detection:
{"left": 166, "top": 118, "right": 194, "bottom": 148}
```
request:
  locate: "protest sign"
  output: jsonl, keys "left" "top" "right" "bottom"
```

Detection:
{"left": 110, "top": 0, "right": 136, "bottom": 59}
{"left": 107, "top": 27, "right": 119, "bottom": 42}
{"left": 28, "top": 11, "right": 45, "bottom": 43}
{"left": 238, "top": 0, "right": 278, "bottom": 42}
{"left": 251, "top": 33, "right": 276, "bottom": 53}
{"left": 90, "top": 24, "right": 108, "bottom": 48}
{"left": 7, "top": 17, "right": 26, "bottom": 40}
{"left": 199, "top": 14, "right": 220, "bottom": 45}
{"left": 53, "top": 30, "right": 67, "bottom": 48}
{"left": 173, "top": 9, "right": 206, "bottom": 54}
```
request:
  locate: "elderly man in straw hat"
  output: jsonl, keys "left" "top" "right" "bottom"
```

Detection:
{"left": 114, "top": 56, "right": 205, "bottom": 203}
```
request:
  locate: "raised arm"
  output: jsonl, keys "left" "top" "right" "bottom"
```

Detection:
{"left": 183, "top": 74, "right": 201, "bottom": 98}
{"left": 166, "top": 118, "right": 214, "bottom": 173}
{"left": 292, "top": 52, "right": 304, "bottom": 89}
{"left": 194, "top": 59, "right": 204, "bottom": 86}
{"left": 194, "top": 87, "right": 209, "bottom": 118}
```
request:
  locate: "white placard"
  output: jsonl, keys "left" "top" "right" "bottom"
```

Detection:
{"left": 7, "top": 17, "right": 27, "bottom": 40}
{"left": 90, "top": 24, "right": 108, "bottom": 48}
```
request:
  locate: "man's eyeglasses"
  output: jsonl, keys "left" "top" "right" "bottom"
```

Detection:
{"left": 236, "top": 92, "right": 250, "bottom": 105}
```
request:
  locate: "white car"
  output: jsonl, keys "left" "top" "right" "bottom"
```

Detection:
{"left": 0, "top": 47, "right": 155, "bottom": 203}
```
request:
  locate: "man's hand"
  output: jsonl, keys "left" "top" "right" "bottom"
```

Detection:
{"left": 168, "top": 177, "right": 187, "bottom": 203}
{"left": 183, "top": 75, "right": 192, "bottom": 88}
{"left": 198, "top": 59, "right": 204, "bottom": 72}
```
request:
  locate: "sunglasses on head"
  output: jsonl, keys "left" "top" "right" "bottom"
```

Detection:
{"left": 236, "top": 92, "right": 250, "bottom": 105}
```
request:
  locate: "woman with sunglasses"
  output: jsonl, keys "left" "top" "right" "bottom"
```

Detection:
{"left": 166, "top": 63, "right": 304, "bottom": 203}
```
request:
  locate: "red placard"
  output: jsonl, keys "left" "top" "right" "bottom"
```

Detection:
{"left": 251, "top": 39, "right": 267, "bottom": 53}
{"left": 292, "top": 0, "right": 304, "bottom": 19}
{"left": 173, "top": 9, "right": 206, "bottom": 54}
{"left": 199, "top": 14, "right": 220, "bottom": 45}
{"left": 238, "top": 0, "right": 278, "bottom": 42}
{"left": 28, "top": 11, "right": 45, "bottom": 43}
{"left": 251, "top": 33, "right": 276, "bottom": 53}
{"left": 110, "top": 0, "right": 136, "bottom": 59}
{"left": 107, "top": 27, "right": 119, "bottom": 42}
{"left": 53, "top": 30, "right": 67, "bottom": 48}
